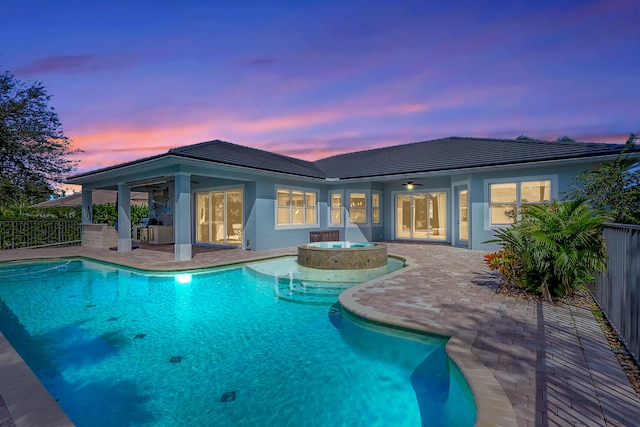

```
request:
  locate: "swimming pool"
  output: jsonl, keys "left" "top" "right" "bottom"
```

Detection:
{"left": 0, "top": 258, "right": 475, "bottom": 426}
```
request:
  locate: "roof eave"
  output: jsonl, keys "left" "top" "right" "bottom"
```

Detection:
{"left": 66, "top": 153, "right": 328, "bottom": 186}
{"left": 325, "top": 152, "right": 633, "bottom": 182}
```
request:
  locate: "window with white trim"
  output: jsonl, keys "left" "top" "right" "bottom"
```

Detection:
{"left": 277, "top": 188, "right": 317, "bottom": 226}
{"left": 372, "top": 192, "right": 381, "bottom": 224}
{"left": 330, "top": 192, "right": 343, "bottom": 225}
{"left": 349, "top": 192, "right": 367, "bottom": 223}
{"left": 489, "top": 180, "right": 550, "bottom": 225}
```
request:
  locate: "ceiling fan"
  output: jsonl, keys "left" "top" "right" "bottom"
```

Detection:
{"left": 402, "top": 180, "right": 423, "bottom": 189}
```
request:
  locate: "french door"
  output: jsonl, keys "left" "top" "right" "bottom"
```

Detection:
{"left": 196, "top": 189, "right": 243, "bottom": 245}
{"left": 395, "top": 192, "right": 447, "bottom": 240}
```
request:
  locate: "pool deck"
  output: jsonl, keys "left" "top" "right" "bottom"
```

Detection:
{"left": 1, "top": 243, "right": 639, "bottom": 426}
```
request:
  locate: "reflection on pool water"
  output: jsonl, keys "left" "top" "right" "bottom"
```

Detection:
{"left": 0, "top": 259, "right": 476, "bottom": 427}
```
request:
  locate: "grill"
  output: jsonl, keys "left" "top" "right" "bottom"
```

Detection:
{"left": 140, "top": 218, "right": 159, "bottom": 227}
{"left": 136, "top": 218, "right": 160, "bottom": 243}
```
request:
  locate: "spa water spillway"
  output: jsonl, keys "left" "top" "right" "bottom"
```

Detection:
{"left": 297, "top": 241, "right": 388, "bottom": 270}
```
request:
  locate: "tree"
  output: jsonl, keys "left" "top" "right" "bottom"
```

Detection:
{"left": 0, "top": 71, "right": 80, "bottom": 207}
{"left": 568, "top": 133, "right": 640, "bottom": 225}
{"left": 516, "top": 135, "right": 536, "bottom": 141}
{"left": 556, "top": 135, "right": 576, "bottom": 143}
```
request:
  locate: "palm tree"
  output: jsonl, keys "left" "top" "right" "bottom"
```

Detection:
{"left": 488, "top": 200, "right": 608, "bottom": 302}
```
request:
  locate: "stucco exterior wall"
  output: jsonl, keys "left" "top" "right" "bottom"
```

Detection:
{"left": 468, "top": 160, "right": 602, "bottom": 251}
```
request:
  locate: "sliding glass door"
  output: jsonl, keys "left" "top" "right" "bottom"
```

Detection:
{"left": 196, "top": 189, "right": 243, "bottom": 245}
{"left": 395, "top": 192, "right": 447, "bottom": 241}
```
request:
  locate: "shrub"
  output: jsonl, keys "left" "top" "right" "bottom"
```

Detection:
{"left": 484, "top": 248, "right": 519, "bottom": 285}
{"left": 485, "top": 200, "right": 608, "bottom": 302}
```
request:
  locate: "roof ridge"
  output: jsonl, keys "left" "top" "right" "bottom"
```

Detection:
{"left": 313, "top": 136, "right": 528, "bottom": 163}
{"left": 314, "top": 136, "right": 628, "bottom": 163}
{"left": 172, "top": 139, "right": 318, "bottom": 166}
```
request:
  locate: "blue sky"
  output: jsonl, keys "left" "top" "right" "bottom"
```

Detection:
{"left": 2, "top": 0, "right": 639, "bottom": 175}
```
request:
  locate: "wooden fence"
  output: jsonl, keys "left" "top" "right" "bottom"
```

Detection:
{"left": 591, "top": 223, "right": 640, "bottom": 364}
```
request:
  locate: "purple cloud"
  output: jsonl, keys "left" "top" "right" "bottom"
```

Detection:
{"left": 16, "top": 55, "right": 94, "bottom": 76}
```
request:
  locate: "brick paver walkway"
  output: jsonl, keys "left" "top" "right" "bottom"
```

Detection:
{"left": 1, "top": 243, "right": 639, "bottom": 426}
{"left": 341, "top": 243, "right": 640, "bottom": 426}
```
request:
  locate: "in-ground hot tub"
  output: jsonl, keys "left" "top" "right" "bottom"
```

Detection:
{"left": 297, "top": 241, "right": 388, "bottom": 270}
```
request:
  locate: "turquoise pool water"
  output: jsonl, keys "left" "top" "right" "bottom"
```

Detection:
{"left": 0, "top": 259, "right": 475, "bottom": 427}
{"left": 306, "top": 241, "right": 377, "bottom": 248}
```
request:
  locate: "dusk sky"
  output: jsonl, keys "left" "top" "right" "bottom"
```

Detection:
{"left": 2, "top": 0, "right": 639, "bottom": 179}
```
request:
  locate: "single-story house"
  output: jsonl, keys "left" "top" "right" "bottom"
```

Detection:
{"left": 66, "top": 136, "right": 640, "bottom": 261}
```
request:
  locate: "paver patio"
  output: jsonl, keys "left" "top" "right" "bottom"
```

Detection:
{"left": 0, "top": 243, "right": 638, "bottom": 426}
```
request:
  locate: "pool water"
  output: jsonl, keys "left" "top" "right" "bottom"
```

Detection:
{"left": 0, "top": 259, "right": 475, "bottom": 427}
{"left": 306, "top": 241, "right": 377, "bottom": 248}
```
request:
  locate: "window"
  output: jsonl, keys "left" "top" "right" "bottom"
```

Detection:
{"left": 277, "top": 188, "right": 317, "bottom": 226}
{"left": 330, "top": 192, "right": 342, "bottom": 225}
{"left": 372, "top": 192, "right": 381, "bottom": 224}
{"left": 349, "top": 192, "right": 367, "bottom": 223}
{"left": 489, "top": 180, "right": 550, "bottom": 225}
{"left": 489, "top": 183, "right": 516, "bottom": 225}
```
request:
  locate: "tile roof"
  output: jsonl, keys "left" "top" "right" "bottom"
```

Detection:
{"left": 169, "top": 140, "right": 326, "bottom": 178}
{"left": 68, "top": 137, "right": 638, "bottom": 182}
{"left": 313, "top": 137, "right": 638, "bottom": 179}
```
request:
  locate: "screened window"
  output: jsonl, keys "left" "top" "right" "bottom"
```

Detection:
{"left": 349, "top": 192, "right": 367, "bottom": 223}
{"left": 277, "top": 188, "right": 318, "bottom": 226}
{"left": 489, "top": 180, "right": 550, "bottom": 225}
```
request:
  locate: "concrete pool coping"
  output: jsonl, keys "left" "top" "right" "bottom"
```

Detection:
{"left": 1, "top": 243, "right": 639, "bottom": 426}
{"left": 339, "top": 261, "right": 517, "bottom": 426}
{"left": 0, "top": 333, "right": 74, "bottom": 427}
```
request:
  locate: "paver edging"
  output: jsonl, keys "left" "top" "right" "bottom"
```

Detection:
{"left": 339, "top": 285, "right": 518, "bottom": 427}
{"left": 0, "top": 333, "right": 75, "bottom": 427}
{"left": 0, "top": 248, "right": 298, "bottom": 273}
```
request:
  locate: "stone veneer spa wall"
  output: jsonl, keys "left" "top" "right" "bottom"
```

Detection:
{"left": 297, "top": 242, "right": 387, "bottom": 270}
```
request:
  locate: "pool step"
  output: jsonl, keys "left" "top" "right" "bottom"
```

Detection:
{"left": 274, "top": 280, "right": 353, "bottom": 305}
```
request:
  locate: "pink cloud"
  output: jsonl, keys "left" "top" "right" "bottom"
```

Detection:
{"left": 67, "top": 100, "right": 433, "bottom": 171}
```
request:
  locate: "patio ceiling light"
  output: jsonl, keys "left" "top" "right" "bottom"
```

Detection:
{"left": 402, "top": 180, "right": 423, "bottom": 190}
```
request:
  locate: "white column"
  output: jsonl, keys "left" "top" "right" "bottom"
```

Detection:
{"left": 174, "top": 172, "right": 192, "bottom": 261}
{"left": 117, "top": 183, "right": 132, "bottom": 252}
{"left": 81, "top": 188, "right": 93, "bottom": 223}
{"left": 80, "top": 188, "right": 93, "bottom": 247}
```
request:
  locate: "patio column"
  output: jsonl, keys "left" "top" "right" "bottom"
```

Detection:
{"left": 117, "top": 182, "right": 132, "bottom": 252}
{"left": 174, "top": 172, "right": 192, "bottom": 261}
{"left": 81, "top": 188, "right": 93, "bottom": 223}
